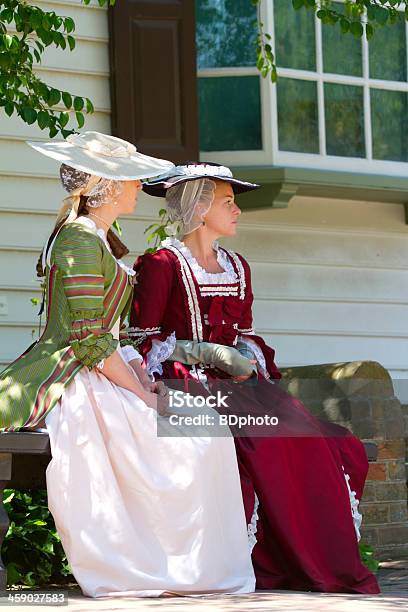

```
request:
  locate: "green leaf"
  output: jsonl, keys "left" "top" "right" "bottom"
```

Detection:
{"left": 67, "top": 35, "right": 75, "bottom": 51}
{"left": 373, "top": 6, "right": 388, "bottom": 26}
{"left": 22, "top": 107, "right": 37, "bottom": 125}
{"left": 62, "top": 91, "right": 72, "bottom": 109}
{"left": 271, "top": 66, "right": 277, "bottom": 82}
{"left": 64, "top": 17, "right": 75, "bottom": 34}
{"left": 340, "top": 18, "right": 350, "bottom": 34}
{"left": 59, "top": 111, "right": 69, "bottom": 128}
{"left": 6, "top": 563, "right": 23, "bottom": 586}
{"left": 365, "top": 23, "right": 374, "bottom": 40}
{"left": 48, "top": 88, "right": 61, "bottom": 106}
{"left": 39, "top": 29, "right": 53, "bottom": 46}
{"left": 4, "top": 102, "right": 13, "bottom": 117}
{"left": 144, "top": 223, "right": 158, "bottom": 234}
{"left": 74, "top": 96, "right": 84, "bottom": 111}
{"left": 4, "top": 34, "right": 13, "bottom": 49}
{"left": 37, "top": 111, "right": 50, "bottom": 130}
{"left": 350, "top": 21, "right": 363, "bottom": 37}
{"left": 113, "top": 219, "right": 122, "bottom": 235}
{"left": 256, "top": 55, "right": 264, "bottom": 71}
{"left": 3, "top": 492, "right": 14, "bottom": 504}
{"left": 85, "top": 98, "right": 94, "bottom": 113}
{"left": 42, "top": 14, "right": 51, "bottom": 31}
{"left": 2, "top": 9, "right": 13, "bottom": 23}
{"left": 75, "top": 111, "right": 85, "bottom": 128}
{"left": 292, "top": 0, "right": 304, "bottom": 9}
{"left": 367, "top": 5, "right": 376, "bottom": 21}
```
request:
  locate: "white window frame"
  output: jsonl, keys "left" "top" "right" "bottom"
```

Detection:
{"left": 199, "top": 0, "right": 408, "bottom": 177}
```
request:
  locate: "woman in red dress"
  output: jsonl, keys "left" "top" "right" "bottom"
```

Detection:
{"left": 127, "top": 162, "right": 380, "bottom": 594}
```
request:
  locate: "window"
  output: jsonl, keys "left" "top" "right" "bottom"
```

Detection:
{"left": 197, "top": 0, "right": 408, "bottom": 175}
{"left": 196, "top": 0, "right": 269, "bottom": 164}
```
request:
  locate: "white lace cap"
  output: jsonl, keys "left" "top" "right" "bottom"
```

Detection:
{"left": 165, "top": 178, "right": 216, "bottom": 236}
{"left": 41, "top": 165, "right": 124, "bottom": 273}
{"left": 60, "top": 163, "right": 123, "bottom": 209}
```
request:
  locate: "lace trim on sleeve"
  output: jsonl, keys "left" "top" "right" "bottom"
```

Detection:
{"left": 127, "top": 326, "right": 162, "bottom": 346}
{"left": 146, "top": 331, "right": 177, "bottom": 376}
{"left": 239, "top": 336, "right": 270, "bottom": 379}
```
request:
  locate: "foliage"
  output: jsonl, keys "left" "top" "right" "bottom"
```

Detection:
{"left": 359, "top": 542, "right": 380, "bottom": 571}
{"left": 254, "top": 0, "right": 408, "bottom": 81}
{"left": 0, "top": 0, "right": 116, "bottom": 136}
{"left": 143, "top": 208, "right": 171, "bottom": 253}
{"left": 2, "top": 0, "right": 407, "bottom": 133}
{"left": 2, "top": 489, "right": 75, "bottom": 587}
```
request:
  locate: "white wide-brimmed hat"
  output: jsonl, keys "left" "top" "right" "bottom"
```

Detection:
{"left": 27, "top": 131, "right": 174, "bottom": 180}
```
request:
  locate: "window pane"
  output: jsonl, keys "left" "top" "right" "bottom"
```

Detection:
{"left": 277, "top": 78, "right": 319, "bottom": 153}
{"left": 274, "top": 0, "right": 316, "bottom": 71}
{"left": 371, "top": 89, "right": 408, "bottom": 161}
{"left": 325, "top": 84, "right": 365, "bottom": 157}
{"left": 196, "top": 0, "right": 257, "bottom": 69}
{"left": 198, "top": 76, "right": 262, "bottom": 151}
{"left": 369, "top": 19, "right": 407, "bottom": 81}
{"left": 322, "top": 2, "right": 362, "bottom": 76}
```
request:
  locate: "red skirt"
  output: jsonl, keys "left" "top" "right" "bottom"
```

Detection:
{"left": 160, "top": 361, "right": 381, "bottom": 594}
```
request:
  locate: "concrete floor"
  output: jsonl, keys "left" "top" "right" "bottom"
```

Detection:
{"left": 2, "top": 560, "right": 407, "bottom": 611}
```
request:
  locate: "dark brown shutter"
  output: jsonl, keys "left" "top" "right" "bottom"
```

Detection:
{"left": 109, "top": 0, "right": 199, "bottom": 163}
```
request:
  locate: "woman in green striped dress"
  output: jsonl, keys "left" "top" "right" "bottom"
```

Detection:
{"left": 0, "top": 132, "right": 255, "bottom": 598}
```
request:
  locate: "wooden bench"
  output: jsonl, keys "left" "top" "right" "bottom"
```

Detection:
{"left": 0, "top": 429, "right": 378, "bottom": 589}
{"left": 0, "top": 430, "right": 51, "bottom": 589}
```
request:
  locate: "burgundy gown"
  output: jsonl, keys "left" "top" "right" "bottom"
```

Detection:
{"left": 128, "top": 237, "right": 380, "bottom": 594}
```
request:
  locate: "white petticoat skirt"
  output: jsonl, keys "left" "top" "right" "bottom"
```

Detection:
{"left": 44, "top": 364, "right": 255, "bottom": 598}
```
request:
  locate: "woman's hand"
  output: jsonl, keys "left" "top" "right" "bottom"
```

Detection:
{"left": 127, "top": 359, "right": 170, "bottom": 397}
{"left": 231, "top": 359, "right": 257, "bottom": 382}
{"left": 143, "top": 388, "right": 170, "bottom": 416}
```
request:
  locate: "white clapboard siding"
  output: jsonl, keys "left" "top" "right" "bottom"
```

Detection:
{"left": 32, "top": 69, "right": 110, "bottom": 111}
{"left": 223, "top": 195, "right": 408, "bottom": 401}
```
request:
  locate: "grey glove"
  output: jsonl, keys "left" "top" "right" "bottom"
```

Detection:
{"left": 167, "top": 340, "right": 257, "bottom": 378}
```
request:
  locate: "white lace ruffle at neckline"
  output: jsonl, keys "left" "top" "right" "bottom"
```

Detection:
{"left": 161, "top": 237, "right": 238, "bottom": 285}
{"left": 75, "top": 216, "right": 136, "bottom": 278}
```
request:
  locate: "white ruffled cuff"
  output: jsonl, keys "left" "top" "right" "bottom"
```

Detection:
{"left": 238, "top": 336, "right": 270, "bottom": 379}
{"left": 146, "top": 331, "right": 176, "bottom": 377}
{"left": 121, "top": 344, "right": 143, "bottom": 363}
